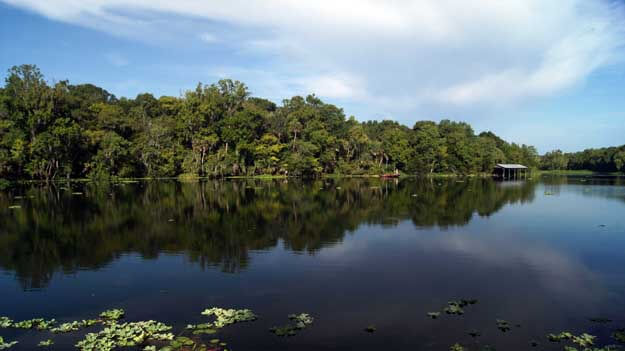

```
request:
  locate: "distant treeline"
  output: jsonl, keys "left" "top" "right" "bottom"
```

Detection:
{"left": 541, "top": 146, "right": 625, "bottom": 173}
{"left": 0, "top": 64, "right": 540, "bottom": 181}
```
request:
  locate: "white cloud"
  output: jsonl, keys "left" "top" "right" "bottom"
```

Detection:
{"left": 199, "top": 32, "right": 218, "bottom": 43}
{"left": 298, "top": 74, "right": 366, "bottom": 99}
{"left": 104, "top": 52, "right": 129, "bottom": 67}
{"left": 3, "top": 0, "right": 625, "bottom": 113}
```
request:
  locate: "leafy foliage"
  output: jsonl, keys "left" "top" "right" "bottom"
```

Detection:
{"left": 99, "top": 309, "right": 125, "bottom": 321}
{"left": 541, "top": 146, "right": 625, "bottom": 172}
{"left": 200, "top": 308, "right": 257, "bottom": 328}
{"left": 0, "top": 337, "right": 17, "bottom": 350}
{"left": 37, "top": 339, "right": 54, "bottom": 347}
{"left": 270, "top": 313, "right": 314, "bottom": 337}
{"left": 75, "top": 320, "right": 173, "bottom": 351}
{"left": 0, "top": 64, "right": 539, "bottom": 181}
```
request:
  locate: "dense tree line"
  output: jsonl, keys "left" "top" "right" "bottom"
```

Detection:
{"left": 540, "top": 146, "right": 625, "bottom": 172}
{"left": 0, "top": 64, "right": 539, "bottom": 182}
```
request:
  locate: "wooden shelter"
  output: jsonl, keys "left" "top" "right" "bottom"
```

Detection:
{"left": 493, "top": 164, "right": 529, "bottom": 179}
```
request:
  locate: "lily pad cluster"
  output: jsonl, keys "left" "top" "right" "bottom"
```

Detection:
{"left": 200, "top": 308, "right": 257, "bottom": 328}
{"left": 614, "top": 329, "right": 625, "bottom": 344}
{"left": 159, "top": 336, "right": 228, "bottom": 351}
{"left": 75, "top": 320, "right": 174, "bottom": 351}
{"left": 37, "top": 339, "right": 54, "bottom": 347}
{"left": 270, "top": 313, "right": 314, "bottom": 337}
{"left": 100, "top": 309, "right": 125, "bottom": 321}
{"left": 51, "top": 319, "right": 99, "bottom": 333}
{"left": 0, "top": 337, "right": 18, "bottom": 350}
{"left": 430, "top": 299, "right": 478, "bottom": 317}
{"left": 5, "top": 318, "right": 57, "bottom": 330}
{"left": 546, "top": 331, "right": 607, "bottom": 351}
{"left": 549, "top": 332, "right": 574, "bottom": 342}
{"left": 185, "top": 323, "right": 217, "bottom": 335}
{"left": 450, "top": 343, "right": 465, "bottom": 351}
{"left": 496, "top": 319, "right": 511, "bottom": 332}
{"left": 158, "top": 335, "right": 227, "bottom": 351}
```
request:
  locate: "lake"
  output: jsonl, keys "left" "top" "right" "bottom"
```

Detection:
{"left": 1, "top": 176, "right": 625, "bottom": 351}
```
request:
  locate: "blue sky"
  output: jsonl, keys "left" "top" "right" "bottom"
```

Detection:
{"left": 1, "top": 0, "right": 625, "bottom": 153}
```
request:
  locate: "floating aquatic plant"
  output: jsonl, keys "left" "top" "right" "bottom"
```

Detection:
{"left": 162, "top": 336, "right": 194, "bottom": 350}
{"left": 288, "top": 313, "right": 314, "bottom": 329}
{"left": 270, "top": 313, "right": 314, "bottom": 337}
{"left": 37, "top": 339, "right": 54, "bottom": 347}
{"left": 0, "top": 318, "right": 12, "bottom": 328}
{"left": 496, "top": 319, "right": 511, "bottom": 332}
{"left": 158, "top": 335, "right": 226, "bottom": 351}
{"left": 7, "top": 205, "right": 20, "bottom": 209}
{"left": 548, "top": 332, "right": 573, "bottom": 342}
{"left": 427, "top": 312, "right": 441, "bottom": 319}
{"left": 11, "top": 318, "right": 56, "bottom": 330}
{"left": 364, "top": 325, "right": 376, "bottom": 333}
{"left": 563, "top": 347, "right": 621, "bottom": 351}
{"left": 613, "top": 329, "right": 625, "bottom": 344}
{"left": 269, "top": 325, "right": 298, "bottom": 337}
{"left": 0, "top": 337, "right": 17, "bottom": 350}
{"left": 468, "top": 330, "right": 481, "bottom": 338}
{"left": 100, "top": 309, "right": 125, "bottom": 321}
{"left": 186, "top": 323, "right": 217, "bottom": 335}
{"left": 200, "top": 308, "right": 257, "bottom": 328}
{"left": 450, "top": 343, "right": 465, "bottom": 351}
{"left": 75, "top": 320, "right": 173, "bottom": 351}
{"left": 444, "top": 302, "right": 465, "bottom": 315}
{"left": 51, "top": 320, "right": 99, "bottom": 333}
{"left": 572, "top": 333, "right": 596, "bottom": 347}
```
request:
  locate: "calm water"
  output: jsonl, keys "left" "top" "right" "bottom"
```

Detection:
{"left": 1, "top": 176, "right": 625, "bottom": 350}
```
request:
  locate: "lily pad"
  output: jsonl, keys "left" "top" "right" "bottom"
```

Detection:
{"left": 450, "top": 343, "right": 465, "bottom": 351}
{"left": 364, "top": 325, "right": 376, "bottom": 333}
{"left": 0, "top": 317, "right": 12, "bottom": 328}
{"left": 427, "top": 312, "right": 441, "bottom": 319}
{"left": 468, "top": 330, "right": 481, "bottom": 338}
{"left": 270, "top": 325, "right": 298, "bottom": 337}
{"left": 548, "top": 331, "right": 573, "bottom": 342}
{"left": 75, "top": 320, "right": 173, "bottom": 351}
{"left": 530, "top": 340, "right": 539, "bottom": 347}
{"left": 37, "top": 339, "right": 54, "bottom": 347}
{"left": 99, "top": 309, "right": 125, "bottom": 321}
{"left": 201, "top": 308, "right": 257, "bottom": 328}
{"left": 444, "top": 302, "right": 465, "bottom": 315}
{"left": 572, "top": 333, "right": 596, "bottom": 347}
{"left": 613, "top": 329, "right": 625, "bottom": 344}
{"left": 0, "top": 336, "right": 18, "bottom": 350}
{"left": 496, "top": 319, "right": 511, "bottom": 332}
{"left": 271, "top": 313, "right": 314, "bottom": 337}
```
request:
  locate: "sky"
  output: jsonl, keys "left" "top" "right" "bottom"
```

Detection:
{"left": 1, "top": 0, "right": 625, "bottom": 153}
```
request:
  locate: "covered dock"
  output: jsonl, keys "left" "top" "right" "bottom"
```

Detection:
{"left": 493, "top": 164, "right": 529, "bottom": 179}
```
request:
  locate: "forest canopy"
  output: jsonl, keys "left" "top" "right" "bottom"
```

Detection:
{"left": 540, "top": 147, "right": 625, "bottom": 173}
{"left": 0, "top": 64, "right": 542, "bottom": 181}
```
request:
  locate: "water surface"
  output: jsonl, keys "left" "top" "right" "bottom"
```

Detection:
{"left": 1, "top": 176, "right": 625, "bottom": 350}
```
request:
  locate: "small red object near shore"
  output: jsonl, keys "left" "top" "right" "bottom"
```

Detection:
{"left": 381, "top": 173, "right": 400, "bottom": 178}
